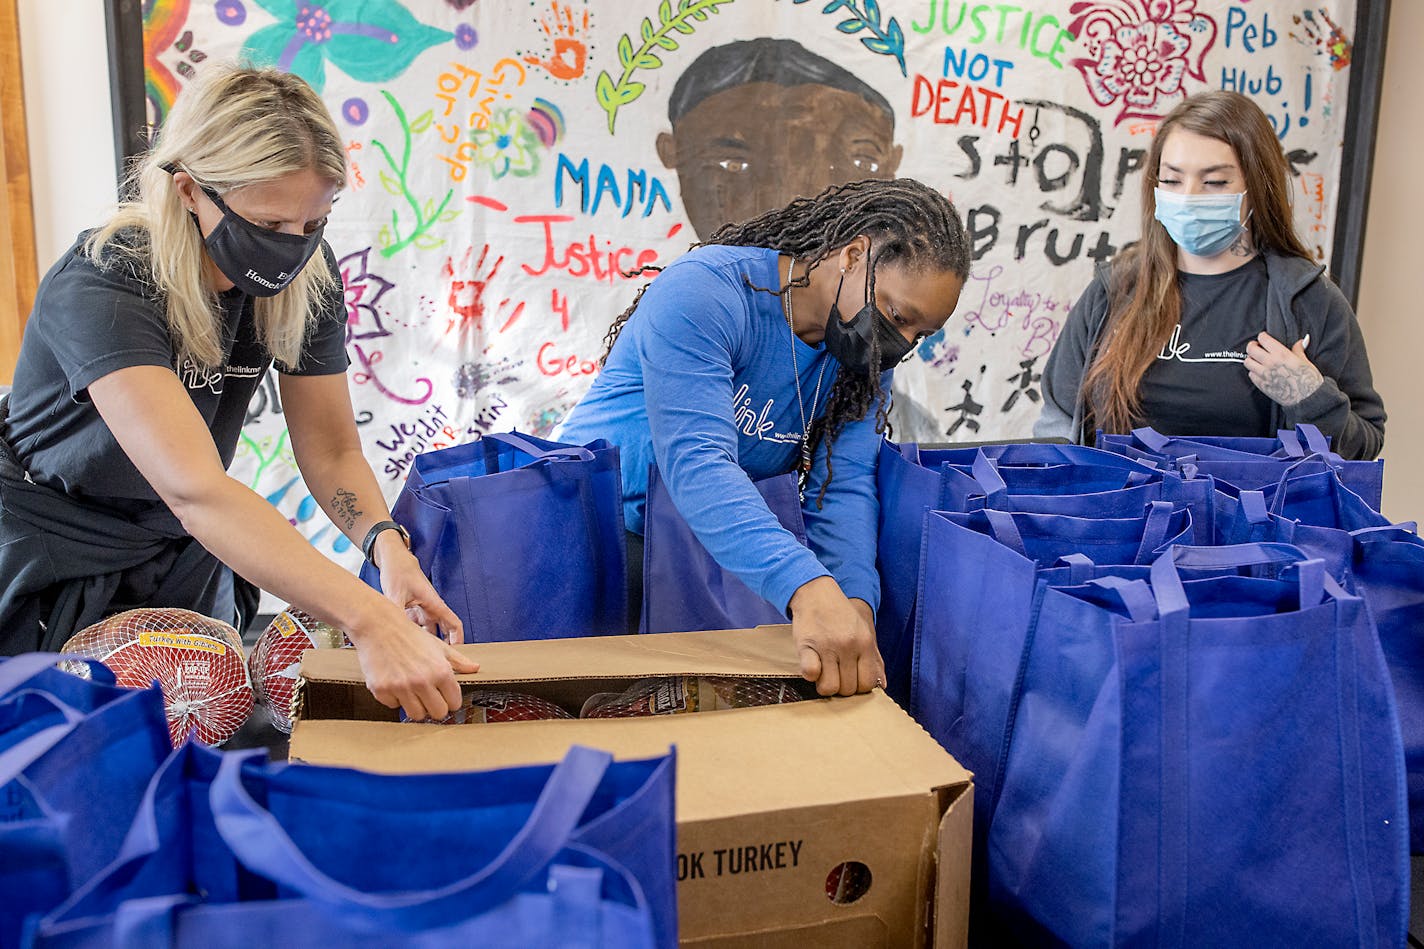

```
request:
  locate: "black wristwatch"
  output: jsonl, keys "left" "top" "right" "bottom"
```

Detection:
{"left": 361, "top": 520, "right": 411, "bottom": 567}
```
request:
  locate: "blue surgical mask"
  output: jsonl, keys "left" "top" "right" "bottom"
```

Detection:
{"left": 1153, "top": 188, "right": 1248, "bottom": 258}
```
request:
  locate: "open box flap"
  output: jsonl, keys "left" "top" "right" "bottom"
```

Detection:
{"left": 290, "top": 690, "right": 971, "bottom": 821}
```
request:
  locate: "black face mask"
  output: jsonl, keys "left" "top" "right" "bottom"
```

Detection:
{"left": 823, "top": 263, "right": 915, "bottom": 375}
{"left": 165, "top": 163, "right": 325, "bottom": 297}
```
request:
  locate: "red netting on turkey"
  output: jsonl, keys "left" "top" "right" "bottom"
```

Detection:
{"left": 61, "top": 608, "right": 254, "bottom": 746}
{"left": 408, "top": 688, "right": 576, "bottom": 725}
{"left": 248, "top": 607, "right": 351, "bottom": 734}
{"left": 580, "top": 676, "right": 813, "bottom": 719}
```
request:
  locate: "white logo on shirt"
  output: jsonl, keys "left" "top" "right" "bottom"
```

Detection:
{"left": 177, "top": 357, "right": 225, "bottom": 394}
{"left": 1157, "top": 324, "right": 1247, "bottom": 364}
{"left": 731, "top": 384, "right": 800, "bottom": 444}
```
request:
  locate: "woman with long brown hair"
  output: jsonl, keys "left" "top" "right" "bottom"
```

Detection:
{"left": 1035, "top": 90, "right": 1384, "bottom": 459}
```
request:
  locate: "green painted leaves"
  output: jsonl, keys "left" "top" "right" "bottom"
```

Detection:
{"left": 788, "top": 0, "right": 907, "bottom": 75}
{"left": 593, "top": 0, "right": 736, "bottom": 134}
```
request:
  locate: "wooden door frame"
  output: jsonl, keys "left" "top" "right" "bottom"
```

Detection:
{"left": 0, "top": 0, "right": 38, "bottom": 385}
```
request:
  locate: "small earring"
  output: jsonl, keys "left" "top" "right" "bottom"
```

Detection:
{"left": 840, "top": 267, "right": 846, "bottom": 274}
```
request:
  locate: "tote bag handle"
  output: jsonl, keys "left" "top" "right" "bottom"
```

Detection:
{"left": 482, "top": 431, "right": 595, "bottom": 463}
{"left": 1275, "top": 429, "right": 1307, "bottom": 458}
{"left": 969, "top": 452, "right": 1008, "bottom": 505}
{"left": 209, "top": 745, "right": 614, "bottom": 931}
{"left": 1352, "top": 525, "right": 1423, "bottom": 547}
{"left": 1149, "top": 543, "right": 1334, "bottom": 618}
{"left": 982, "top": 500, "right": 1177, "bottom": 562}
{"left": 1265, "top": 454, "right": 1347, "bottom": 516}
{"left": 0, "top": 692, "right": 88, "bottom": 786}
{"left": 0, "top": 654, "right": 115, "bottom": 695}
{"left": 1130, "top": 427, "right": 1172, "bottom": 453}
{"left": 1296, "top": 424, "right": 1334, "bottom": 458}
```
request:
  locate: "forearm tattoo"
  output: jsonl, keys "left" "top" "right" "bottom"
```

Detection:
{"left": 332, "top": 488, "right": 363, "bottom": 530}
{"left": 1254, "top": 363, "right": 1323, "bottom": 407}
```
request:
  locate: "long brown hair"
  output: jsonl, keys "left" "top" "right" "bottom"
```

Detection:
{"left": 1081, "top": 90, "right": 1313, "bottom": 434}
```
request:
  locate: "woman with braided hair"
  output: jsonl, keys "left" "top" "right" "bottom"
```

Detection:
{"left": 558, "top": 177, "right": 968, "bottom": 696}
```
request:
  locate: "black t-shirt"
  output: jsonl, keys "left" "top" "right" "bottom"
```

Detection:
{"left": 3, "top": 231, "right": 349, "bottom": 511}
{"left": 1138, "top": 255, "right": 1275, "bottom": 438}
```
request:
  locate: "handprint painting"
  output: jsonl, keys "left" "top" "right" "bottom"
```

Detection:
{"left": 654, "top": 37, "right": 903, "bottom": 240}
{"left": 522, "top": 0, "right": 590, "bottom": 81}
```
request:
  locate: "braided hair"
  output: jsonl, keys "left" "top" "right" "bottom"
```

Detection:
{"left": 601, "top": 177, "right": 969, "bottom": 504}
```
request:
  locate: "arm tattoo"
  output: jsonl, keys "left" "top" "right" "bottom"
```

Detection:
{"left": 331, "top": 488, "right": 363, "bottom": 531}
{"left": 1254, "top": 363, "right": 1323, "bottom": 407}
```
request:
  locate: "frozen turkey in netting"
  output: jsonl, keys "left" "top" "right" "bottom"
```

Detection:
{"left": 406, "top": 688, "right": 577, "bottom": 725}
{"left": 580, "top": 676, "right": 813, "bottom": 718}
{"left": 62, "top": 607, "right": 254, "bottom": 745}
{"left": 248, "top": 607, "right": 351, "bottom": 734}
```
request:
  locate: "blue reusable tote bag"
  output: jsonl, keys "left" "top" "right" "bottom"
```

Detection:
{"left": 987, "top": 544, "right": 1409, "bottom": 948}
{"left": 0, "top": 654, "right": 171, "bottom": 946}
{"left": 1236, "top": 460, "right": 1395, "bottom": 531}
{"left": 1352, "top": 526, "right": 1424, "bottom": 853}
{"left": 1097, "top": 423, "right": 1329, "bottom": 462}
{"left": 362, "top": 432, "right": 627, "bottom": 641}
{"left": 1213, "top": 463, "right": 1406, "bottom": 587}
{"left": 34, "top": 743, "right": 677, "bottom": 949}
{"left": 640, "top": 465, "right": 806, "bottom": 634}
{"left": 909, "top": 501, "right": 1192, "bottom": 931}
{"left": 1097, "top": 424, "right": 1385, "bottom": 510}
{"left": 878, "top": 436, "right": 1209, "bottom": 704}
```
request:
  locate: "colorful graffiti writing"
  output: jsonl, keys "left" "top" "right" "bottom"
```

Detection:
{"left": 910, "top": 2, "right": 1074, "bottom": 68}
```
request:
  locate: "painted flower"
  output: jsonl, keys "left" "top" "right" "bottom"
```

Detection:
{"left": 1070, "top": 1, "right": 1218, "bottom": 125}
{"left": 338, "top": 247, "right": 395, "bottom": 342}
{"left": 469, "top": 109, "right": 542, "bottom": 179}
{"left": 1086, "top": 21, "right": 1189, "bottom": 110}
{"left": 243, "top": 0, "right": 451, "bottom": 93}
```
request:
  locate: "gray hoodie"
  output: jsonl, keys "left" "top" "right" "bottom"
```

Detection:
{"left": 1034, "top": 249, "right": 1386, "bottom": 460}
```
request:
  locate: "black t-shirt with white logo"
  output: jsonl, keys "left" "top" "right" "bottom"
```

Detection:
{"left": 1138, "top": 255, "right": 1275, "bottom": 438}
{"left": 3, "top": 231, "right": 348, "bottom": 512}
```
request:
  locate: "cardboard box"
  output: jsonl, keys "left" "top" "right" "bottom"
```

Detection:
{"left": 290, "top": 626, "right": 972, "bottom": 948}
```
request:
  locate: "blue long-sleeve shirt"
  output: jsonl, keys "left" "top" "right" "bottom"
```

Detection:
{"left": 556, "top": 245, "right": 884, "bottom": 615}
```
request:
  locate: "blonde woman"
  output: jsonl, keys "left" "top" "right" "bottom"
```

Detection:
{"left": 0, "top": 65, "right": 476, "bottom": 721}
{"left": 1035, "top": 90, "right": 1384, "bottom": 459}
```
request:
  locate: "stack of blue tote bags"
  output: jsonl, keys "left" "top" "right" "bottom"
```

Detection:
{"left": 886, "top": 427, "right": 1416, "bottom": 946}
{"left": 366, "top": 430, "right": 804, "bottom": 639}
{"left": 2, "top": 656, "right": 679, "bottom": 947}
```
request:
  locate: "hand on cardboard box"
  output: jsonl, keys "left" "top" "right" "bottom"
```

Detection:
{"left": 786, "top": 576, "right": 885, "bottom": 696}
{"left": 347, "top": 597, "right": 480, "bottom": 721}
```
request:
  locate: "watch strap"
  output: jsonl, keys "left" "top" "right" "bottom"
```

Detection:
{"left": 361, "top": 520, "right": 410, "bottom": 566}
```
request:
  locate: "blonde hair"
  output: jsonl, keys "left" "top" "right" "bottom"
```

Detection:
{"left": 86, "top": 64, "right": 347, "bottom": 369}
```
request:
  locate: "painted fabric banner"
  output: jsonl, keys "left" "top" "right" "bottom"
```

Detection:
{"left": 139, "top": 0, "right": 1357, "bottom": 574}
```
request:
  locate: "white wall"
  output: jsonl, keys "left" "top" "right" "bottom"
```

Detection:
{"left": 1355, "top": 0, "right": 1424, "bottom": 525}
{"left": 17, "top": 0, "right": 117, "bottom": 272}
{"left": 14, "top": 2, "right": 1420, "bottom": 523}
